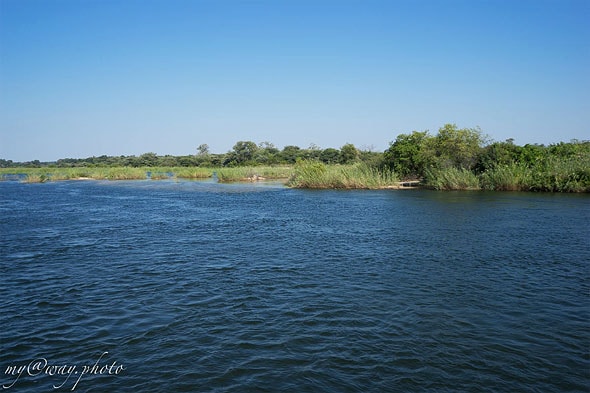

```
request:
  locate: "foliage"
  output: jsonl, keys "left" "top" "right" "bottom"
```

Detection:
{"left": 197, "top": 144, "right": 210, "bottom": 156}
{"left": 383, "top": 131, "right": 429, "bottom": 178}
{"left": 287, "top": 160, "right": 327, "bottom": 188}
{"left": 2, "top": 167, "right": 212, "bottom": 182}
{"left": 424, "top": 167, "right": 480, "bottom": 190}
{"left": 474, "top": 140, "right": 522, "bottom": 174}
{"left": 2, "top": 128, "right": 588, "bottom": 192}
{"left": 224, "top": 141, "right": 259, "bottom": 166}
{"left": 287, "top": 160, "right": 398, "bottom": 189}
{"left": 320, "top": 148, "right": 341, "bottom": 164}
{"left": 479, "top": 163, "right": 532, "bottom": 191}
{"left": 254, "top": 142, "right": 280, "bottom": 165}
{"left": 340, "top": 143, "right": 360, "bottom": 164}
{"left": 383, "top": 124, "right": 486, "bottom": 179}
{"left": 529, "top": 155, "right": 590, "bottom": 192}
{"left": 421, "top": 124, "right": 487, "bottom": 170}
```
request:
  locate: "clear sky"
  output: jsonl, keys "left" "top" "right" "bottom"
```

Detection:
{"left": 1, "top": 0, "right": 589, "bottom": 162}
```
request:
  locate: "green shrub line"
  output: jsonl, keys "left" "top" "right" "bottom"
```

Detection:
{"left": 2, "top": 159, "right": 589, "bottom": 191}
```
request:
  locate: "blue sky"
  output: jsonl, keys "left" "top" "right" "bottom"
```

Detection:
{"left": 1, "top": 0, "right": 588, "bottom": 162}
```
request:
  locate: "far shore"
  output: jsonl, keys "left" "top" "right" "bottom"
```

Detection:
{"left": 0, "top": 166, "right": 427, "bottom": 190}
{"left": 1, "top": 163, "right": 587, "bottom": 192}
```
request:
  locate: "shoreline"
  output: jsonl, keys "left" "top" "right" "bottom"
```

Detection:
{"left": 14, "top": 176, "right": 424, "bottom": 190}
{"left": 1, "top": 166, "right": 588, "bottom": 192}
{"left": 0, "top": 171, "right": 425, "bottom": 190}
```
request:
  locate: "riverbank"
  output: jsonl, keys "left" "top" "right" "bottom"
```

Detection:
{"left": 0, "top": 166, "right": 293, "bottom": 183}
{"left": 1, "top": 162, "right": 588, "bottom": 192}
{"left": 0, "top": 164, "right": 412, "bottom": 190}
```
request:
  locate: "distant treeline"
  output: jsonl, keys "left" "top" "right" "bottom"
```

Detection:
{"left": 0, "top": 141, "right": 378, "bottom": 168}
{"left": 2, "top": 124, "right": 589, "bottom": 191}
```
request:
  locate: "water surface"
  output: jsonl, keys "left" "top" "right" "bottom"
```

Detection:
{"left": 1, "top": 180, "right": 588, "bottom": 392}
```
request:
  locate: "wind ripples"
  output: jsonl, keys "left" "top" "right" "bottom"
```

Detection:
{"left": 1, "top": 182, "right": 588, "bottom": 392}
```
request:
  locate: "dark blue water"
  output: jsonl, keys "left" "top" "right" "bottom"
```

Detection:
{"left": 1, "top": 180, "right": 589, "bottom": 392}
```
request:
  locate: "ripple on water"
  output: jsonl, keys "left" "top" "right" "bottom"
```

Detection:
{"left": 1, "top": 182, "right": 589, "bottom": 392}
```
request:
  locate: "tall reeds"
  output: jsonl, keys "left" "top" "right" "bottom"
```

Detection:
{"left": 528, "top": 156, "right": 590, "bottom": 192}
{"left": 1, "top": 167, "right": 215, "bottom": 182}
{"left": 479, "top": 163, "right": 532, "bottom": 191}
{"left": 216, "top": 166, "right": 292, "bottom": 182}
{"left": 287, "top": 161, "right": 399, "bottom": 189}
{"left": 424, "top": 167, "right": 480, "bottom": 190}
{"left": 425, "top": 155, "right": 590, "bottom": 192}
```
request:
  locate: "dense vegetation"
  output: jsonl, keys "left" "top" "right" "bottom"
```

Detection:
{"left": 2, "top": 124, "right": 589, "bottom": 191}
{"left": 382, "top": 124, "right": 589, "bottom": 192}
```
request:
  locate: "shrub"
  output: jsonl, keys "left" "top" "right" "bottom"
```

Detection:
{"left": 425, "top": 167, "right": 480, "bottom": 190}
{"left": 479, "top": 163, "right": 532, "bottom": 191}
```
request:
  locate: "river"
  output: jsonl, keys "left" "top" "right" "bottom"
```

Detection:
{"left": 1, "top": 180, "right": 588, "bottom": 392}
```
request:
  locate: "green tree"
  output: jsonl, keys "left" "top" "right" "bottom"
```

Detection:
{"left": 255, "top": 142, "right": 280, "bottom": 165}
{"left": 179, "top": 155, "right": 197, "bottom": 166}
{"left": 340, "top": 143, "right": 359, "bottom": 164}
{"left": 138, "top": 152, "right": 159, "bottom": 166}
{"left": 197, "top": 144, "right": 210, "bottom": 156}
{"left": 305, "top": 143, "right": 322, "bottom": 161}
{"left": 159, "top": 155, "right": 178, "bottom": 167}
{"left": 518, "top": 144, "right": 547, "bottom": 166}
{"left": 280, "top": 145, "right": 302, "bottom": 164}
{"left": 320, "top": 148, "right": 341, "bottom": 164}
{"left": 425, "top": 124, "right": 486, "bottom": 170}
{"left": 358, "top": 150, "right": 384, "bottom": 168}
{"left": 224, "top": 141, "right": 258, "bottom": 166}
{"left": 474, "top": 139, "right": 522, "bottom": 173}
{"left": 0, "top": 159, "right": 14, "bottom": 168}
{"left": 383, "top": 131, "right": 430, "bottom": 179}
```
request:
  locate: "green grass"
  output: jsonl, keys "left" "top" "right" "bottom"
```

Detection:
{"left": 0, "top": 166, "right": 291, "bottom": 183}
{"left": 287, "top": 161, "right": 399, "bottom": 189}
{"left": 424, "top": 167, "right": 480, "bottom": 190}
{"left": 4, "top": 160, "right": 588, "bottom": 192}
{"left": 171, "top": 167, "right": 214, "bottom": 179}
{"left": 216, "top": 166, "right": 293, "bottom": 182}
{"left": 478, "top": 156, "right": 590, "bottom": 192}
{"left": 528, "top": 156, "right": 590, "bottom": 192}
{"left": 0, "top": 167, "right": 148, "bottom": 181}
{"left": 479, "top": 163, "right": 532, "bottom": 191}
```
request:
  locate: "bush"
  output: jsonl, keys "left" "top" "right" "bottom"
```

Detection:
{"left": 425, "top": 167, "right": 480, "bottom": 190}
{"left": 479, "top": 163, "right": 532, "bottom": 191}
{"left": 529, "top": 156, "right": 590, "bottom": 192}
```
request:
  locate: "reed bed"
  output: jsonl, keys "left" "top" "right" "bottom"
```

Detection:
{"left": 172, "top": 167, "right": 213, "bottom": 179}
{"left": 1, "top": 166, "right": 292, "bottom": 183}
{"left": 425, "top": 155, "right": 590, "bottom": 192}
{"left": 0, "top": 167, "right": 148, "bottom": 182}
{"left": 480, "top": 163, "right": 532, "bottom": 191}
{"left": 528, "top": 156, "right": 590, "bottom": 192}
{"left": 424, "top": 167, "right": 481, "bottom": 190}
{"left": 216, "top": 166, "right": 293, "bottom": 182}
{"left": 5, "top": 159, "right": 586, "bottom": 191}
{"left": 287, "top": 161, "right": 399, "bottom": 189}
